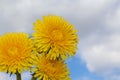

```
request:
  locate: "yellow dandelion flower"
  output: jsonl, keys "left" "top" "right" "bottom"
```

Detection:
{"left": 0, "top": 32, "right": 36, "bottom": 74}
{"left": 33, "top": 15, "right": 78, "bottom": 60}
{"left": 33, "top": 55, "right": 71, "bottom": 80}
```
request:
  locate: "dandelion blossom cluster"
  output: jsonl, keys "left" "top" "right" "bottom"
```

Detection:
{"left": 33, "top": 15, "right": 78, "bottom": 60}
{"left": 33, "top": 55, "right": 70, "bottom": 80}
{"left": 0, "top": 32, "right": 35, "bottom": 73}
{"left": 0, "top": 15, "right": 78, "bottom": 80}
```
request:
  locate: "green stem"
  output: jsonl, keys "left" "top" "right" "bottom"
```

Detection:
{"left": 31, "top": 76, "right": 37, "bottom": 80}
{"left": 16, "top": 71, "right": 21, "bottom": 80}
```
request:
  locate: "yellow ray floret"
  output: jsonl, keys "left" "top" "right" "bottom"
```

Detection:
{"left": 33, "top": 15, "right": 78, "bottom": 60}
{"left": 0, "top": 32, "right": 36, "bottom": 74}
{"left": 33, "top": 55, "right": 71, "bottom": 80}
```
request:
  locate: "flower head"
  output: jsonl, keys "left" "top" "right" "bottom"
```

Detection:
{"left": 33, "top": 15, "right": 78, "bottom": 60}
{"left": 33, "top": 55, "right": 70, "bottom": 80}
{"left": 0, "top": 32, "right": 35, "bottom": 74}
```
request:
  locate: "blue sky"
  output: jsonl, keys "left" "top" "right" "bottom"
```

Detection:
{"left": 0, "top": 0, "right": 120, "bottom": 80}
{"left": 67, "top": 55, "right": 104, "bottom": 80}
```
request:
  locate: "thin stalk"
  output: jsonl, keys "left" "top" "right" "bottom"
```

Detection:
{"left": 16, "top": 71, "right": 21, "bottom": 80}
{"left": 31, "top": 76, "right": 37, "bottom": 80}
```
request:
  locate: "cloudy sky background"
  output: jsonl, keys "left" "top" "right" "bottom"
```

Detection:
{"left": 0, "top": 0, "right": 120, "bottom": 80}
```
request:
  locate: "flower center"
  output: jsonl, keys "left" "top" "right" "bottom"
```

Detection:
{"left": 8, "top": 47, "right": 18, "bottom": 55}
{"left": 51, "top": 30, "right": 63, "bottom": 41}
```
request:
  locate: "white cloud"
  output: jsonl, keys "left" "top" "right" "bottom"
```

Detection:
{"left": 0, "top": 72, "right": 15, "bottom": 80}
{"left": 22, "top": 71, "right": 32, "bottom": 80}
{"left": 0, "top": 72, "right": 8, "bottom": 80}
{"left": 80, "top": 34, "right": 120, "bottom": 72}
{"left": 105, "top": 6, "right": 120, "bottom": 32}
{"left": 79, "top": 2, "right": 120, "bottom": 79}
{"left": 77, "top": 0, "right": 116, "bottom": 19}
{"left": 0, "top": 0, "right": 117, "bottom": 35}
{"left": 77, "top": 1, "right": 120, "bottom": 80}
{"left": 0, "top": 72, "right": 32, "bottom": 80}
